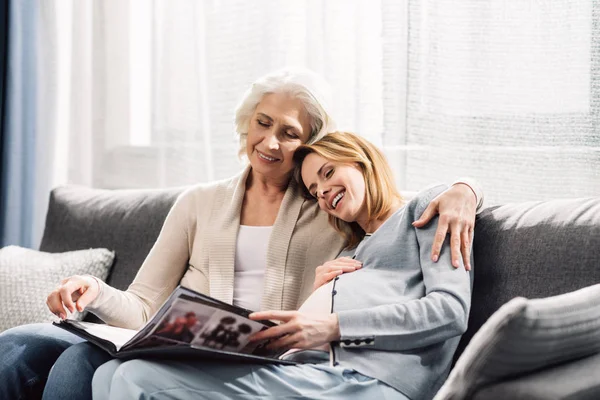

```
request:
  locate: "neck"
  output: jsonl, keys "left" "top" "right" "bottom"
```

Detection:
{"left": 357, "top": 200, "right": 402, "bottom": 234}
{"left": 246, "top": 168, "right": 291, "bottom": 195}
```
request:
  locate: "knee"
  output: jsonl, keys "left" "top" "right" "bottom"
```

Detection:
{"left": 93, "top": 360, "right": 146, "bottom": 389}
{"left": 110, "top": 360, "right": 160, "bottom": 395}
{"left": 54, "top": 342, "right": 110, "bottom": 368}
{"left": 0, "top": 323, "right": 74, "bottom": 369}
{"left": 92, "top": 359, "right": 122, "bottom": 399}
{"left": 113, "top": 359, "right": 150, "bottom": 383}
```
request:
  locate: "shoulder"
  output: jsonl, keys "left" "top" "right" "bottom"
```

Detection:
{"left": 404, "top": 184, "right": 449, "bottom": 219}
{"left": 172, "top": 170, "right": 246, "bottom": 212}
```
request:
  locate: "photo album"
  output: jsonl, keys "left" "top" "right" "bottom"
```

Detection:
{"left": 53, "top": 286, "right": 296, "bottom": 365}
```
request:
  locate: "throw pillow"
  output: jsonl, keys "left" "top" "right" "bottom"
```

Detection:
{"left": 434, "top": 283, "right": 600, "bottom": 400}
{"left": 0, "top": 246, "right": 115, "bottom": 332}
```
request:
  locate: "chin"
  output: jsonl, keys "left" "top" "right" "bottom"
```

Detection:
{"left": 333, "top": 213, "right": 352, "bottom": 223}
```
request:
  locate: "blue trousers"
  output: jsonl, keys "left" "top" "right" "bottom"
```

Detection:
{"left": 93, "top": 358, "right": 409, "bottom": 400}
{"left": 0, "top": 323, "right": 112, "bottom": 400}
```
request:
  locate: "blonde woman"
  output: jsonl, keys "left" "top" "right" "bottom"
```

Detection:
{"left": 92, "top": 131, "right": 472, "bottom": 400}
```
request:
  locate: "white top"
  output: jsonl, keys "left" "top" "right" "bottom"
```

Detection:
{"left": 232, "top": 225, "right": 272, "bottom": 311}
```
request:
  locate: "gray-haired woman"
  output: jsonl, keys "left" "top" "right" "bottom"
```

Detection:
{"left": 0, "top": 68, "right": 482, "bottom": 400}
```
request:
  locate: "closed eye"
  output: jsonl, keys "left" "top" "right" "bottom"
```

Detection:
{"left": 258, "top": 120, "right": 269, "bottom": 127}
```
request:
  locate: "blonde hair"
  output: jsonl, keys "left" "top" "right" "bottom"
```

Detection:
{"left": 234, "top": 68, "right": 337, "bottom": 159}
{"left": 294, "top": 131, "right": 403, "bottom": 249}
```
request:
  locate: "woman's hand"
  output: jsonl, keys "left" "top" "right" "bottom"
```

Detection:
{"left": 313, "top": 257, "right": 362, "bottom": 291}
{"left": 46, "top": 275, "right": 100, "bottom": 319}
{"left": 248, "top": 311, "right": 340, "bottom": 350}
{"left": 412, "top": 183, "right": 476, "bottom": 271}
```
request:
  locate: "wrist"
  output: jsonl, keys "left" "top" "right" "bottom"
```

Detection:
{"left": 85, "top": 275, "right": 101, "bottom": 295}
{"left": 452, "top": 177, "right": 483, "bottom": 209}
{"left": 452, "top": 182, "right": 477, "bottom": 204}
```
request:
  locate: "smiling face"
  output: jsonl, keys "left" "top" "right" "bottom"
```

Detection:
{"left": 301, "top": 152, "right": 368, "bottom": 224}
{"left": 246, "top": 93, "right": 312, "bottom": 182}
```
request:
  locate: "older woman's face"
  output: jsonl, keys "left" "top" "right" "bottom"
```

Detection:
{"left": 246, "top": 93, "right": 312, "bottom": 181}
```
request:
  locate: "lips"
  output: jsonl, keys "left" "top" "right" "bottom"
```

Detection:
{"left": 329, "top": 190, "right": 345, "bottom": 210}
{"left": 257, "top": 150, "right": 279, "bottom": 162}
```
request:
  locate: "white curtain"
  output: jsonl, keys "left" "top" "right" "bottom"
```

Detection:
{"left": 45, "top": 0, "right": 396, "bottom": 191}
{"left": 402, "top": 0, "right": 600, "bottom": 204}
{"left": 40, "top": 0, "right": 599, "bottom": 221}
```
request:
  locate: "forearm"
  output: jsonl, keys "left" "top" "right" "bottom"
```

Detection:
{"left": 86, "top": 192, "right": 193, "bottom": 329}
{"left": 85, "top": 283, "right": 154, "bottom": 329}
{"left": 401, "top": 177, "right": 484, "bottom": 212}
{"left": 336, "top": 291, "right": 468, "bottom": 351}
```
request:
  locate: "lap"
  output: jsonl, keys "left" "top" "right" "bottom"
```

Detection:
{"left": 0, "top": 322, "right": 84, "bottom": 347}
{"left": 94, "top": 358, "right": 407, "bottom": 400}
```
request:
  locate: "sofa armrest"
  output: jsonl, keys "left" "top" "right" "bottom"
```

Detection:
{"left": 473, "top": 351, "right": 600, "bottom": 400}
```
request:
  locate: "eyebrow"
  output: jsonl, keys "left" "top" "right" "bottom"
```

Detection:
{"left": 256, "top": 113, "right": 302, "bottom": 134}
{"left": 307, "top": 162, "right": 328, "bottom": 196}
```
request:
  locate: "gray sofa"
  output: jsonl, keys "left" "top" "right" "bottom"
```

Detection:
{"left": 39, "top": 185, "right": 600, "bottom": 399}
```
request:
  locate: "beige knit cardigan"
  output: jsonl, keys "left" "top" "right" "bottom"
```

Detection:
{"left": 87, "top": 166, "right": 346, "bottom": 329}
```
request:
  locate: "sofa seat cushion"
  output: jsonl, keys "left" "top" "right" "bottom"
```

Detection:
{"left": 434, "top": 283, "right": 600, "bottom": 400}
{"left": 0, "top": 246, "right": 114, "bottom": 332}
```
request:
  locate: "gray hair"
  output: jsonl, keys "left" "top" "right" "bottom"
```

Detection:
{"left": 234, "top": 68, "right": 336, "bottom": 158}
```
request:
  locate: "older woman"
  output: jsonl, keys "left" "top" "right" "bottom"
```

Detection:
{"left": 0, "top": 69, "right": 480, "bottom": 400}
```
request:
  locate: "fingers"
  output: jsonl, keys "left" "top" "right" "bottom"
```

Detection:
{"left": 323, "top": 258, "right": 362, "bottom": 268}
{"left": 46, "top": 276, "right": 92, "bottom": 318}
{"left": 76, "top": 276, "right": 100, "bottom": 311}
{"left": 314, "top": 259, "right": 362, "bottom": 290}
{"left": 317, "top": 264, "right": 361, "bottom": 275}
{"left": 449, "top": 223, "right": 462, "bottom": 268}
{"left": 314, "top": 270, "right": 342, "bottom": 290}
{"left": 248, "top": 320, "right": 297, "bottom": 343}
{"left": 461, "top": 229, "right": 472, "bottom": 271}
{"left": 469, "top": 227, "right": 474, "bottom": 251}
{"left": 46, "top": 292, "right": 68, "bottom": 319}
{"left": 248, "top": 325, "right": 286, "bottom": 343}
{"left": 76, "top": 287, "right": 95, "bottom": 312}
{"left": 249, "top": 310, "right": 294, "bottom": 322}
{"left": 417, "top": 184, "right": 477, "bottom": 268}
{"left": 335, "top": 256, "right": 358, "bottom": 262}
{"left": 412, "top": 201, "right": 438, "bottom": 228}
{"left": 248, "top": 311, "right": 298, "bottom": 343}
{"left": 59, "top": 281, "right": 79, "bottom": 313}
{"left": 431, "top": 216, "right": 449, "bottom": 262}
{"left": 267, "top": 332, "right": 302, "bottom": 350}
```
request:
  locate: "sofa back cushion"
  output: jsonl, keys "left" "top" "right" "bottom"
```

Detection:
{"left": 39, "top": 185, "right": 183, "bottom": 291}
{"left": 456, "top": 197, "right": 600, "bottom": 362}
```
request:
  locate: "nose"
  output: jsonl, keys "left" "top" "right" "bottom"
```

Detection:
{"left": 317, "top": 186, "right": 329, "bottom": 199}
{"left": 264, "top": 130, "right": 280, "bottom": 150}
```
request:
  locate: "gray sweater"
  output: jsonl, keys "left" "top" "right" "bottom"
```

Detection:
{"left": 333, "top": 185, "right": 473, "bottom": 400}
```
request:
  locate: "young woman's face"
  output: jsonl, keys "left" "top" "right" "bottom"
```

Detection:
{"left": 246, "top": 93, "right": 312, "bottom": 181}
{"left": 301, "top": 152, "right": 367, "bottom": 223}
